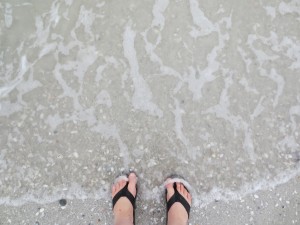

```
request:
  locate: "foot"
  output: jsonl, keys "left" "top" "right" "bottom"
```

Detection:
{"left": 166, "top": 180, "right": 192, "bottom": 225}
{"left": 112, "top": 173, "right": 137, "bottom": 225}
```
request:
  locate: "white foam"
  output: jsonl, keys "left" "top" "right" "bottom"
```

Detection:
{"left": 39, "top": 42, "right": 57, "bottom": 58}
{"left": 278, "top": 0, "right": 300, "bottom": 16}
{"left": 237, "top": 47, "right": 252, "bottom": 74}
{"left": 96, "top": 90, "right": 112, "bottom": 108}
{"left": 250, "top": 96, "right": 265, "bottom": 120}
{"left": 239, "top": 77, "right": 259, "bottom": 94}
{"left": 95, "top": 64, "right": 106, "bottom": 82}
{"left": 289, "top": 104, "right": 300, "bottom": 131}
{"left": 268, "top": 69, "right": 285, "bottom": 107}
{"left": 278, "top": 103, "right": 300, "bottom": 152}
{"left": 0, "top": 101, "right": 21, "bottom": 117}
{"left": 151, "top": 0, "right": 169, "bottom": 29}
{"left": 0, "top": 55, "right": 41, "bottom": 117}
{"left": 0, "top": 55, "right": 33, "bottom": 100}
{"left": 184, "top": 14, "right": 231, "bottom": 100}
{"left": 49, "top": 0, "right": 60, "bottom": 28}
{"left": 247, "top": 33, "right": 287, "bottom": 108}
{"left": 65, "top": 0, "right": 73, "bottom": 6}
{"left": 188, "top": 0, "right": 215, "bottom": 37}
{"left": 263, "top": 6, "right": 276, "bottom": 20}
{"left": 204, "top": 74, "right": 257, "bottom": 161}
{"left": 195, "top": 164, "right": 300, "bottom": 207}
{"left": 114, "top": 175, "right": 129, "bottom": 184}
{"left": 281, "top": 37, "right": 300, "bottom": 70}
{"left": 45, "top": 113, "right": 65, "bottom": 131}
{"left": 248, "top": 32, "right": 300, "bottom": 70}
{"left": 141, "top": 30, "right": 182, "bottom": 80}
{"left": 172, "top": 98, "right": 189, "bottom": 147}
{"left": 51, "top": 55, "right": 131, "bottom": 168}
{"left": 34, "top": 16, "right": 49, "bottom": 47}
{"left": 18, "top": 70, "right": 42, "bottom": 96}
{"left": 184, "top": 66, "right": 216, "bottom": 100}
{"left": 74, "top": 46, "right": 98, "bottom": 82}
{"left": 33, "top": 1, "right": 63, "bottom": 47}
{"left": 75, "top": 5, "right": 96, "bottom": 38}
{"left": 287, "top": 104, "right": 300, "bottom": 148}
{"left": 96, "top": 2, "right": 105, "bottom": 8}
{"left": 4, "top": 3, "right": 13, "bottom": 28}
{"left": 53, "top": 63, "right": 81, "bottom": 110}
{"left": 243, "top": 127, "right": 256, "bottom": 162}
{"left": 0, "top": 149, "right": 8, "bottom": 172}
{"left": 1, "top": 165, "right": 299, "bottom": 208}
{"left": 140, "top": 0, "right": 183, "bottom": 81}
{"left": 163, "top": 178, "right": 193, "bottom": 192}
{"left": 123, "top": 24, "right": 163, "bottom": 118}
{"left": 278, "top": 135, "right": 299, "bottom": 152}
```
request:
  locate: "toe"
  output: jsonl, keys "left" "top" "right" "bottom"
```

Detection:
{"left": 184, "top": 188, "right": 192, "bottom": 204}
{"left": 115, "top": 182, "right": 120, "bottom": 191}
{"left": 180, "top": 183, "right": 185, "bottom": 193}
{"left": 182, "top": 185, "right": 191, "bottom": 203}
{"left": 128, "top": 173, "right": 137, "bottom": 197}
{"left": 187, "top": 193, "right": 192, "bottom": 202}
{"left": 176, "top": 182, "right": 182, "bottom": 192}
{"left": 166, "top": 179, "right": 175, "bottom": 201}
{"left": 120, "top": 180, "right": 126, "bottom": 189}
{"left": 115, "top": 179, "right": 125, "bottom": 192}
{"left": 182, "top": 185, "right": 188, "bottom": 196}
{"left": 176, "top": 182, "right": 192, "bottom": 205}
{"left": 185, "top": 189, "right": 190, "bottom": 197}
{"left": 128, "top": 173, "right": 137, "bottom": 183}
{"left": 112, "top": 178, "right": 126, "bottom": 198}
{"left": 112, "top": 185, "right": 116, "bottom": 197}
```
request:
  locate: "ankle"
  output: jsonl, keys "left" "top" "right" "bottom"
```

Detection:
{"left": 113, "top": 209, "right": 133, "bottom": 220}
{"left": 114, "top": 217, "right": 134, "bottom": 225}
{"left": 167, "top": 211, "right": 188, "bottom": 225}
{"left": 167, "top": 220, "right": 187, "bottom": 225}
{"left": 167, "top": 219, "right": 187, "bottom": 225}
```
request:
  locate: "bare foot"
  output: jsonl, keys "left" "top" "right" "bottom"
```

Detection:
{"left": 112, "top": 173, "right": 137, "bottom": 225}
{"left": 166, "top": 180, "right": 192, "bottom": 225}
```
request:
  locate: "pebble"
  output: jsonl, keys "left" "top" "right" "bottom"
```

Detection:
{"left": 59, "top": 199, "right": 67, "bottom": 206}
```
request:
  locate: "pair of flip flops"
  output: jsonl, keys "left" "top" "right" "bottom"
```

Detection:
{"left": 112, "top": 173, "right": 191, "bottom": 224}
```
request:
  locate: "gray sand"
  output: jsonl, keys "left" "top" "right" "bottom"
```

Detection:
{"left": 0, "top": 0, "right": 300, "bottom": 224}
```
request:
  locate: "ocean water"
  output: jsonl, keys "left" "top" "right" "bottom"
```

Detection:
{"left": 0, "top": 0, "right": 300, "bottom": 223}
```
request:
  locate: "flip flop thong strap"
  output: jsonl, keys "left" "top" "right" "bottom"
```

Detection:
{"left": 112, "top": 182, "right": 136, "bottom": 209}
{"left": 167, "top": 183, "right": 190, "bottom": 218}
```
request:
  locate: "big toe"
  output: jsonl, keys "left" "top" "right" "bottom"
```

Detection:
{"left": 128, "top": 173, "right": 137, "bottom": 196}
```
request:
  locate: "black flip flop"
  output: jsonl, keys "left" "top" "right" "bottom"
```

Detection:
{"left": 112, "top": 173, "right": 137, "bottom": 225}
{"left": 165, "top": 177, "right": 191, "bottom": 223}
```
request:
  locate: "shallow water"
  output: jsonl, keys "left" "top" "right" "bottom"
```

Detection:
{"left": 0, "top": 0, "right": 300, "bottom": 222}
